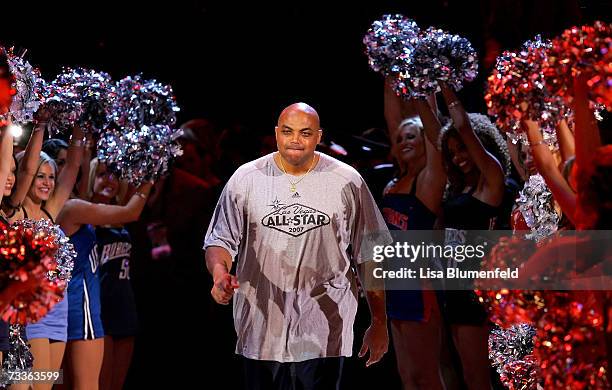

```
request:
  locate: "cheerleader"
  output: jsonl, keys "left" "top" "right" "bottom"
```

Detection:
{"left": 438, "top": 84, "right": 508, "bottom": 390}
{"left": 517, "top": 75, "right": 611, "bottom": 386}
{"left": 9, "top": 124, "right": 84, "bottom": 390}
{"left": 85, "top": 158, "right": 137, "bottom": 390}
{"left": 1, "top": 52, "right": 61, "bottom": 371}
{"left": 0, "top": 50, "right": 15, "bottom": 360}
{"left": 56, "top": 159, "right": 151, "bottom": 390}
{"left": 382, "top": 86, "right": 447, "bottom": 389}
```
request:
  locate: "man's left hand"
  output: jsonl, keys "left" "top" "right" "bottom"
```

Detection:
{"left": 358, "top": 320, "right": 388, "bottom": 367}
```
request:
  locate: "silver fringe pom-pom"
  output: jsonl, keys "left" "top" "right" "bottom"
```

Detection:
{"left": 97, "top": 124, "right": 183, "bottom": 185}
{"left": 2, "top": 48, "right": 45, "bottom": 125}
{"left": 363, "top": 14, "right": 420, "bottom": 76}
{"left": 0, "top": 324, "right": 33, "bottom": 386}
{"left": 112, "top": 75, "right": 180, "bottom": 129}
{"left": 489, "top": 324, "right": 539, "bottom": 389}
{"left": 43, "top": 67, "right": 115, "bottom": 135}
{"left": 397, "top": 27, "right": 478, "bottom": 98}
{"left": 517, "top": 174, "right": 560, "bottom": 242}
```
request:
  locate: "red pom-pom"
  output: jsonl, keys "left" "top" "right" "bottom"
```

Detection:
{"left": 543, "top": 21, "right": 612, "bottom": 109}
{"left": 476, "top": 289, "right": 546, "bottom": 328}
{"left": 533, "top": 292, "right": 609, "bottom": 389}
{"left": 477, "top": 234, "right": 610, "bottom": 388}
{"left": 485, "top": 36, "right": 566, "bottom": 144}
{"left": 0, "top": 221, "right": 65, "bottom": 325}
{"left": 499, "top": 354, "right": 540, "bottom": 390}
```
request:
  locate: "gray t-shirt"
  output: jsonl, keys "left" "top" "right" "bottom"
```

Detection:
{"left": 203, "top": 152, "right": 389, "bottom": 362}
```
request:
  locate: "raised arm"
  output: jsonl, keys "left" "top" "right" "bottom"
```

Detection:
{"left": 556, "top": 119, "right": 575, "bottom": 165}
{"left": 384, "top": 78, "right": 405, "bottom": 144}
{"left": 57, "top": 182, "right": 152, "bottom": 229}
{"left": 74, "top": 134, "right": 93, "bottom": 199}
{"left": 523, "top": 119, "right": 576, "bottom": 225}
{"left": 413, "top": 97, "right": 447, "bottom": 212}
{"left": 9, "top": 112, "right": 47, "bottom": 209}
{"left": 440, "top": 83, "right": 505, "bottom": 195}
{"left": 0, "top": 123, "right": 13, "bottom": 206}
{"left": 572, "top": 75, "right": 602, "bottom": 191}
{"left": 414, "top": 97, "right": 443, "bottom": 146}
{"left": 383, "top": 77, "right": 423, "bottom": 143}
{"left": 506, "top": 139, "right": 529, "bottom": 181}
{"left": 45, "top": 126, "right": 84, "bottom": 218}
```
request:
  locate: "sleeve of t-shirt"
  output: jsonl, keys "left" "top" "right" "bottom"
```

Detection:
{"left": 350, "top": 175, "right": 392, "bottom": 264}
{"left": 202, "top": 172, "right": 246, "bottom": 260}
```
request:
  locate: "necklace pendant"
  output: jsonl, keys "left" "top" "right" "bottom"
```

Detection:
{"left": 290, "top": 184, "right": 296, "bottom": 193}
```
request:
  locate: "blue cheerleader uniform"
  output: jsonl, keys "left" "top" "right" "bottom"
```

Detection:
{"left": 21, "top": 208, "right": 68, "bottom": 342}
{"left": 67, "top": 224, "right": 104, "bottom": 340}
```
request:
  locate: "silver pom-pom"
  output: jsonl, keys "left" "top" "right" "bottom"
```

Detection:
{"left": 97, "top": 125, "right": 183, "bottom": 185}
{"left": 45, "top": 222, "right": 75, "bottom": 282}
{"left": 593, "top": 103, "right": 606, "bottom": 121}
{"left": 489, "top": 324, "right": 536, "bottom": 372}
{"left": 43, "top": 67, "right": 116, "bottom": 135}
{"left": 112, "top": 75, "right": 180, "bottom": 129}
{"left": 397, "top": 27, "right": 478, "bottom": 98}
{"left": 1, "top": 325, "right": 33, "bottom": 383}
{"left": 363, "top": 14, "right": 420, "bottom": 76}
{"left": 40, "top": 97, "right": 80, "bottom": 136}
{"left": 516, "top": 174, "right": 560, "bottom": 242}
{"left": 489, "top": 324, "right": 539, "bottom": 389}
{"left": 12, "top": 219, "right": 75, "bottom": 282}
{"left": 4, "top": 48, "right": 45, "bottom": 124}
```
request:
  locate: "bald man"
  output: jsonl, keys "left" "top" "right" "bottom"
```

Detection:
{"left": 204, "top": 103, "right": 390, "bottom": 390}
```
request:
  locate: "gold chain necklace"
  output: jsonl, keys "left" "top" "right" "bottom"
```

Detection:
{"left": 277, "top": 152, "right": 317, "bottom": 193}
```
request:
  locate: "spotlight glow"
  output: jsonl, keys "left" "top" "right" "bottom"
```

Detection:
{"left": 8, "top": 124, "right": 23, "bottom": 138}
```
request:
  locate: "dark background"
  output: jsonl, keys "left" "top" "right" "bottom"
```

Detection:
{"left": 2, "top": 1, "right": 610, "bottom": 388}
{"left": 3, "top": 1, "right": 608, "bottom": 142}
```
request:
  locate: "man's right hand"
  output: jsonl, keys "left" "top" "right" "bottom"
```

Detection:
{"left": 211, "top": 273, "right": 240, "bottom": 305}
